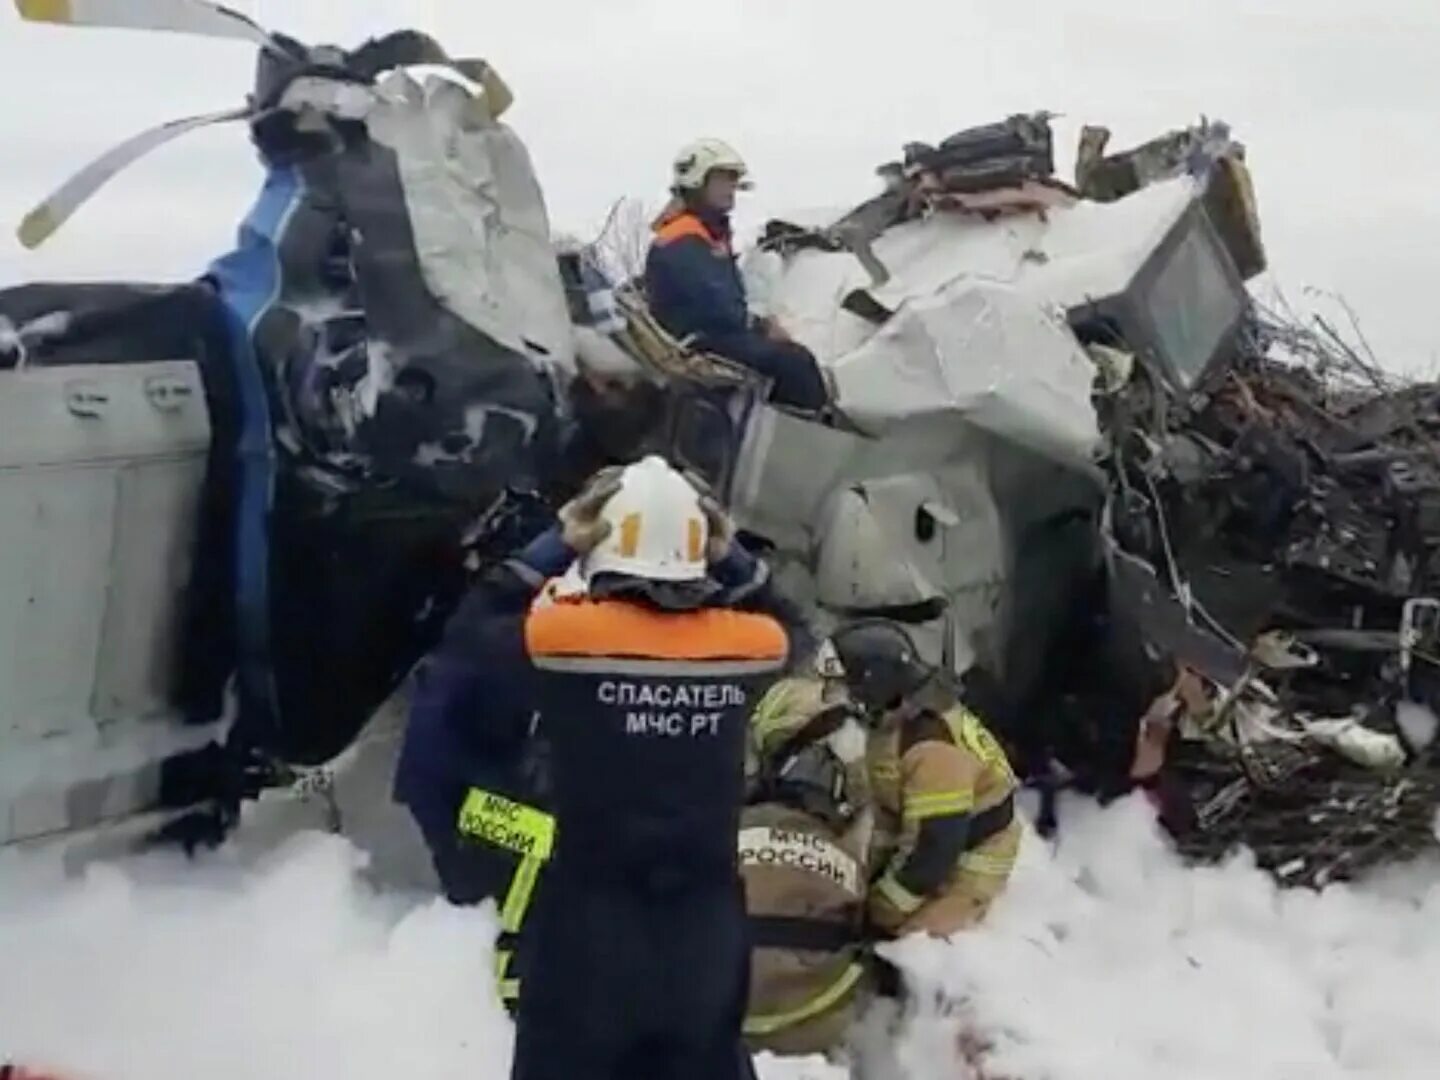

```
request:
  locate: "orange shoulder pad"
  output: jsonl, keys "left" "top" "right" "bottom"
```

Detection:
{"left": 653, "top": 212, "right": 717, "bottom": 249}
{"left": 525, "top": 598, "right": 786, "bottom": 666}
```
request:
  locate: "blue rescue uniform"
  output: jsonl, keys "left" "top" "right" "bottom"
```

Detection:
{"left": 405, "top": 527, "right": 796, "bottom": 1080}
{"left": 394, "top": 533, "right": 561, "bottom": 1010}
{"left": 644, "top": 208, "right": 827, "bottom": 411}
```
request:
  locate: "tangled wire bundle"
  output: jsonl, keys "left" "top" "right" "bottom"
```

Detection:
{"left": 1169, "top": 742, "right": 1440, "bottom": 889}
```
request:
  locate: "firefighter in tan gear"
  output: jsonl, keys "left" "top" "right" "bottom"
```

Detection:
{"left": 826, "top": 621, "right": 1021, "bottom": 939}
{"left": 739, "top": 676, "right": 874, "bottom": 1057}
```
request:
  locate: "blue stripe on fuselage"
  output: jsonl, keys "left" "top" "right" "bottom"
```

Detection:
{"left": 206, "top": 166, "right": 304, "bottom": 743}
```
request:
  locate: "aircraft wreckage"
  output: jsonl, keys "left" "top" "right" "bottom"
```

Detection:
{"left": 1, "top": 4, "right": 1437, "bottom": 888}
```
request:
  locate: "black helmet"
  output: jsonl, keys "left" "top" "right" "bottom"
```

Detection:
{"left": 827, "top": 620, "right": 933, "bottom": 713}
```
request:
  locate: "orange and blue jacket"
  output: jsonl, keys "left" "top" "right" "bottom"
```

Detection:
{"left": 400, "top": 525, "right": 796, "bottom": 887}
{"left": 644, "top": 205, "right": 829, "bottom": 410}
{"left": 644, "top": 206, "right": 752, "bottom": 350}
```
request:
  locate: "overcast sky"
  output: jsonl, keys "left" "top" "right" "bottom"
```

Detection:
{"left": 2, "top": 0, "right": 1437, "bottom": 371}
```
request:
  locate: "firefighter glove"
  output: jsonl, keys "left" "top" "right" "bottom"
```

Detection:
{"left": 559, "top": 467, "right": 624, "bottom": 553}
{"left": 682, "top": 469, "right": 736, "bottom": 561}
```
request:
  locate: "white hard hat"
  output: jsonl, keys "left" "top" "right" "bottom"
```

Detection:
{"left": 581, "top": 455, "right": 709, "bottom": 583}
{"left": 672, "top": 138, "right": 752, "bottom": 192}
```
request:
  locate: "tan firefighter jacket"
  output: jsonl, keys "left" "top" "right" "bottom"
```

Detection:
{"left": 867, "top": 695, "right": 1021, "bottom": 937}
{"left": 739, "top": 801, "right": 869, "bottom": 1050}
{"left": 747, "top": 676, "right": 869, "bottom": 809}
{"left": 740, "top": 676, "right": 874, "bottom": 1051}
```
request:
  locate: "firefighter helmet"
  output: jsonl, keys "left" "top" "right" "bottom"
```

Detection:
{"left": 826, "top": 620, "right": 933, "bottom": 713}
{"left": 672, "top": 138, "right": 752, "bottom": 192}
{"left": 582, "top": 455, "right": 708, "bottom": 582}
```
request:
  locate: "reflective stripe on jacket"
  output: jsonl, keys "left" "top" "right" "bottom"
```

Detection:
{"left": 867, "top": 703, "right": 1019, "bottom": 934}
{"left": 456, "top": 784, "right": 556, "bottom": 1002}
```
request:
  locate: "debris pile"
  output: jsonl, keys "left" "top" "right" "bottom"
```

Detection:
{"left": 1167, "top": 738, "right": 1440, "bottom": 888}
{"left": 1093, "top": 298, "right": 1440, "bottom": 886}
{"left": 802, "top": 112, "right": 1440, "bottom": 886}
{"left": 874, "top": 111, "right": 1074, "bottom": 221}
{"left": 720, "top": 109, "right": 1440, "bottom": 886}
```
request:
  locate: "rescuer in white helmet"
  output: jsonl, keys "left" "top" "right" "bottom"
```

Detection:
{"left": 644, "top": 139, "right": 828, "bottom": 412}
{"left": 404, "top": 455, "right": 801, "bottom": 1080}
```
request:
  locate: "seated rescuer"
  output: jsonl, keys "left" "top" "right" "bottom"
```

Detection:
{"left": 415, "top": 454, "right": 796, "bottom": 1080}
{"left": 739, "top": 675, "right": 876, "bottom": 1058}
{"left": 644, "top": 138, "right": 829, "bottom": 412}
{"left": 825, "top": 621, "right": 1022, "bottom": 939}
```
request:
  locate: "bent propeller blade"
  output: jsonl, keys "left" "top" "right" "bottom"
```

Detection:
{"left": 18, "top": 107, "right": 250, "bottom": 250}
{"left": 15, "top": 0, "right": 281, "bottom": 51}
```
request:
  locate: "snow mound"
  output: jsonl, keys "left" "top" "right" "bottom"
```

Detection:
{"left": 0, "top": 833, "right": 514, "bottom": 1080}
{"left": 3, "top": 798, "right": 1440, "bottom": 1080}
{"left": 883, "top": 795, "right": 1440, "bottom": 1080}
{"left": 0, "top": 830, "right": 827, "bottom": 1080}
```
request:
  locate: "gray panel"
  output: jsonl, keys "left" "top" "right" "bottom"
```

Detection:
{"left": 0, "top": 465, "right": 116, "bottom": 736}
{"left": 0, "top": 360, "right": 212, "bottom": 844}
{"left": 92, "top": 457, "right": 208, "bottom": 722}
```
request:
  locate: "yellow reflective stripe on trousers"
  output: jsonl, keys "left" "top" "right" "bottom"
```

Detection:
{"left": 501, "top": 853, "right": 544, "bottom": 931}
{"left": 458, "top": 787, "right": 556, "bottom": 861}
{"left": 959, "top": 849, "right": 1016, "bottom": 877}
{"left": 490, "top": 856, "right": 544, "bottom": 1002}
{"left": 455, "top": 786, "right": 554, "bottom": 1004}
{"left": 743, "top": 962, "right": 866, "bottom": 1036}
{"left": 903, "top": 789, "right": 974, "bottom": 820}
{"left": 494, "top": 949, "right": 518, "bottom": 1001}
{"left": 873, "top": 871, "right": 925, "bottom": 916}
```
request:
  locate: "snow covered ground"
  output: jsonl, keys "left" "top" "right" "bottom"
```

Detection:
{"left": 4, "top": 749, "right": 1440, "bottom": 1080}
{"left": 876, "top": 798, "right": 1440, "bottom": 1080}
